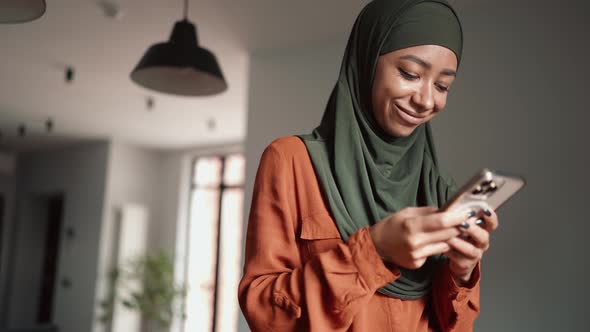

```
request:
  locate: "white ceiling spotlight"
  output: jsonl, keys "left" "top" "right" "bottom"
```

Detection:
{"left": 0, "top": 0, "right": 46, "bottom": 24}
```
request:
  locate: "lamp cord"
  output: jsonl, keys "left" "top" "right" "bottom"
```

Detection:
{"left": 183, "top": 0, "right": 189, "bottom": 20}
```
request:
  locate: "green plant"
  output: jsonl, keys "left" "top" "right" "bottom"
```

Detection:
{"left": 99, "top": 251, "right": 186, "bottom": 329}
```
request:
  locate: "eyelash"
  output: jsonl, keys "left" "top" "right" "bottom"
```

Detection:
{"left": 398, "top": 68, "right": 450, "bottom": 93}
{"left": 399, "top": 68, "right": 418, "bottom": 80}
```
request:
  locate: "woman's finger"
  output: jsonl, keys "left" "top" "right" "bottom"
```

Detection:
{"left": 478, "top": 208, "right": 499, "bottom": 232}
{"left": 413, "top": 210, "right": 471, "bottom": 232}
{"left": 412, "top": 242, "right": 451, "bottom": 260}
{"left": 460, "top": 221, "right": 490, "bottom": 250}
{"left": 413, "top": 227, "right": 461, "bottom": 247}
{"left": 447, "top": 236, "right": 482, "bottom": 260}
{"left": 443, "top": 249, "right": 465, "bottom": 261}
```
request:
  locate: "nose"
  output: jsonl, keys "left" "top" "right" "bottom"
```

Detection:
{"left": 411, "top": 81, "right": 435, "bottom": 112}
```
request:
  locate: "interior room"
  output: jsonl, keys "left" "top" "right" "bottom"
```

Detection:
{"left": 0, "top": 0, "right": 588, "bottom": 332}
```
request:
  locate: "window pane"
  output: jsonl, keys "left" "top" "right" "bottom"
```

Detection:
{"left": 184, "top": 188, "right": 220, "bottom": 332}
{"left": 223, "top": 154, "right": 245, "bottom": 186}
{"left": 193, "top": 157, "right": 222, "bottom": 187}
{"left": 215, "top": 188, "right": 244, "bottom": 332}
{"left": 183, "top": 153, "right": 244, "bottom": 332}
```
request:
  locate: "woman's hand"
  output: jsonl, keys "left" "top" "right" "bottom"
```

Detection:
{"left": 369, "top": 206, "right": 470, "bottom": 269}
{"left": 444, "top": 208, "right": 499, "bottom": 285}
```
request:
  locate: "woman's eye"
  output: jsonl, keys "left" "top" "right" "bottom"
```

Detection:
{"left": 399, "top": 68, "right": 419, "bottom": 80}
{"left": 436, "top": 83, "right": 450, "bottom": 92}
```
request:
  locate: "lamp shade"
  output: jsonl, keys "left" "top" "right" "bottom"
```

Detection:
{"left": 0, "top": 0, "right": 46, "bottom": 24}
{"left": 131, "top": 20, "right": 227, "bottom": 96}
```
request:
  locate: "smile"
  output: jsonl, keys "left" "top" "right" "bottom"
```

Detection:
{"left": 395, "top": 104, "right": 427, "bottom": 125}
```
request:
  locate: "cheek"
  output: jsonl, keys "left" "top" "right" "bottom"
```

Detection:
{"left": 374, "top": 86, "right": 399, "bottom": 121}
{"left": 378, "top": 81, "right": 411, "bottom": 109}
{"left": 372, "top": 87, "right": 392, "bottom": 119}
{"left": 387, "top": 77, "right": 414, "bottom": 97}
{"left": 433, "top": 95, "right": 448, "bottom": 113}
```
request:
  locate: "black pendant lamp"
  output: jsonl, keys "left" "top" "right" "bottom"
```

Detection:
{"left": 0, "top": 0, "right": 46, "bottom": 24}
{"left": 130, "top": 0, "right": 227, "bottom": 96}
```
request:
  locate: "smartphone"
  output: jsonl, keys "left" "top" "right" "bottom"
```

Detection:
{"left": 441, "top": 168, "right": 526, "bottom": 213}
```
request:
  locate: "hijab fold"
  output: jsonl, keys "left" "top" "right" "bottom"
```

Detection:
{"left": 298, "top": 0, "right": 463, "bottom": 300}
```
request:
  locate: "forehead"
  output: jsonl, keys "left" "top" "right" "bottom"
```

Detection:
{"left": 382, "top": 44, "right": 458, "bottom": 70}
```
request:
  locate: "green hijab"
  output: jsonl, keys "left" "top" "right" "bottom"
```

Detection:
{"left": 298, "top": 0, "right": 463, "bottom": 300}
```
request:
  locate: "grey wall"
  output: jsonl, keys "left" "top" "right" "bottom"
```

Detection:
{"left": 5, "top": 142, "right": 109, "bottom": 332}
{"left": 8, "top": 196, "right": 50, "bottom": 325}
{"left": 244, "top": 40, "right": 344, "bottom": 218}
{"left": 0, "top": 153, "right": 16, "bottom": 324}
{"left": 241, "top": 42, "right": 344, "bottom": 332}
{"left": 0, "top": 141, "right": 185, "bottom": 332}
{"left": 242, "top": 0, "right": 589, "bottom": 331}
{"left": 433, "top": 1, "right": 590, "bottom": 330}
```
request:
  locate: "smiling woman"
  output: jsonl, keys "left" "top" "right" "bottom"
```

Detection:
{"left": 372, "top": 45, "right": 458, "bottom": 137}
{"left": 239, "top": 0, "right": 498, "bottom": 331}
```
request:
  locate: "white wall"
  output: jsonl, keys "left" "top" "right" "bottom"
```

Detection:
{"left": 94, "top": 142, "right": 244, "bottom": 332}
{"left": 0, "top": 140, "right": 195, "bottom": 332}
{"left": 241, "top": 1, "right": 589, "bottom": 331}
{"left": 93, "top": 142, "right": 183, "bottom": 332}
{"left": 5, "top": 142, "right": 109, "bottom": 332}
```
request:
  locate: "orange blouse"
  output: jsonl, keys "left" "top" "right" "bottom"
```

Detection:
{"left": 239, "top": 136, "right": 480, "bottom": 332}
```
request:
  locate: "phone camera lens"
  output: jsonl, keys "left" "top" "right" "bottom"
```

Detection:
{"left": 488, "top": 182, "right": 498, "bottom": 193}
{"left": 478, "top": 180, "right": 498, "bottom": 195}
{"left": 472, "top": 186, "right": 483, "bottom": 195}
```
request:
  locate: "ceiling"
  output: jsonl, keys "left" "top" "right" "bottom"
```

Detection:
{"left": 0, "top": 0, "right": 372, "bottom": 151}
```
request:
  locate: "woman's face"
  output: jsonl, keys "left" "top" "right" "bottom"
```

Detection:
{"left": 371, "top": 44, "right": 458, "bottom": 137}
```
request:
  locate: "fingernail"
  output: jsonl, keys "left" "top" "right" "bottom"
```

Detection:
{"left": 460, "top": 222, "right": 470, "bottom": 229}
{"left": 475, "top": 219, "right": 486, "bottom": 226}
{"left": 467, "top": 211, "right": 476, "bottom": 218}
{"left": 483, "top": 209, "right": 492, "bottom": 217}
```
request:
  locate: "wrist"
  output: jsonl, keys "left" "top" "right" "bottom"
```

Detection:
{"left": 368, "top": 224, "right": 386, "bottom": 259}
{"left": 451, "top": 270, "right": 473, "bottom": 286}
{"left": 448, "top": 261, "right": 480, "bottom": 288}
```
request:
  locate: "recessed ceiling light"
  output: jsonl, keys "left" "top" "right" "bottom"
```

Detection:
{"left": 97, "top": 0, "right": 124, "bottom": 20}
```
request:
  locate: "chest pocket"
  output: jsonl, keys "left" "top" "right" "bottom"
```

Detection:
{"left": 299, "top": 212, "right": 344, "bottom": 262}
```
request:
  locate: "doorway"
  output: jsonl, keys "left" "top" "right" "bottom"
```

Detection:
{"left": 37, "top": 194, "right": 64, "bottom": 324}
{"left": 0, "top": 194, "right": 4, "bottom": 268}
{"left": 6, "top": 193, "right": 64, "bottom": 327}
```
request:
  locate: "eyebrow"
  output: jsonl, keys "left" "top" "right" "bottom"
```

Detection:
{"left": 399, "top": 54, "right": 457, "bottom": 77}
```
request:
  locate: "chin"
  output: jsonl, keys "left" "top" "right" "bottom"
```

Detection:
{"left": 388, "top": 125, "right": 417, "bottom": 138}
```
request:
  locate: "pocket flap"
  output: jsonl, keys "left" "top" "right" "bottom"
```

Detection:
{"left": 300, "top": 212, "right": 341, "bottom": 240}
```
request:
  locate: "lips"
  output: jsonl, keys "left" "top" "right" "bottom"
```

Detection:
{"left": 395, "top": 104, "right": 427, "bottom": 126}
